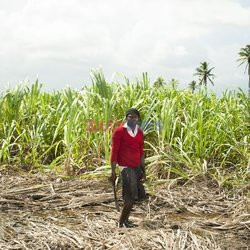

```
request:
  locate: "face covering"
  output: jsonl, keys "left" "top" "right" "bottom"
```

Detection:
{"left": 127, "top": 119, "right": 137, "bottom": 130}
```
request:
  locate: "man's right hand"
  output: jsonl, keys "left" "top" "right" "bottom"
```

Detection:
{"left": 109, "top": 172, "right": 117, "bottom": 185}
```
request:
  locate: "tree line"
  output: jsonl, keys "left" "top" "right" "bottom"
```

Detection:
{"left": 153, "top": 45, "right": 250, "bottom": 95}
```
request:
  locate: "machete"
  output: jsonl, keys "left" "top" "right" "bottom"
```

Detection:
{"left": 112, "top": 177, "right": 120, "bottom": 212}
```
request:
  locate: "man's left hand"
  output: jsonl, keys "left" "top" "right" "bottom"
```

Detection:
{"left": 140, "top": 172, "right": 146, "bottom": 182}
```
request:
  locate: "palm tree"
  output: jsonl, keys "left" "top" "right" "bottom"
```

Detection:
{"left": 194, "top": 62, "right": 215, "bottom": 88}
{"left": 237, "top": 45, "right": 250, "bottom": 96}
{"left": 189, "top": 80, "right": 197, "bottom": 93}
{"left": 169, "top": 78, "right": 179, "bottom": 89}
{"left": 153, "top": 76, "right": 166, "bottom": 88}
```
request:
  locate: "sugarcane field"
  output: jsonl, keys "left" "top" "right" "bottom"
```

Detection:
{"left": 0, "top": 71, "right": 249, "bottom": 249}
{"left": 1, "top": 1, "right": 250, "bottom": 249}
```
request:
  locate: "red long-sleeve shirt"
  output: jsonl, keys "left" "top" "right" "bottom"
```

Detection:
{"left": 110, "top": 125, "right": 144, "bottom": 167}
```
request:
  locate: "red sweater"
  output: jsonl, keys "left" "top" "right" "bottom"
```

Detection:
{"left": 110, "top": 125, "right": 144, "bottom": 167}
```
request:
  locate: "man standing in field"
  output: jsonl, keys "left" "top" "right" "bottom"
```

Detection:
{"left": 110, "top": 108, "right": 147, "bottom": 228}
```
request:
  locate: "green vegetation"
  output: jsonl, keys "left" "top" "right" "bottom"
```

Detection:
{"left": 238, "top": 44, "right": 250, "bottom": 96}
{"left": 189, "top": 80, "right": 197, "bottom": 93}
{"left": 0, "top": 70, "right": 249, "bottom": 187}
{"left": 194, "top": 61, "right": 215, "bottom": 88}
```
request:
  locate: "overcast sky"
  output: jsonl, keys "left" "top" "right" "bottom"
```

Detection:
{"left": 0, "top": 0, "right": 249, "bottom": 94}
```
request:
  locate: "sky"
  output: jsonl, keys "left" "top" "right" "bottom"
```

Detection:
{"left": 0, "top": 0, "right": 249, "bottom": 94}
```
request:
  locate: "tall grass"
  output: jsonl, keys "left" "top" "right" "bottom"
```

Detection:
{"left": 0, "top": 70, "right": 249, "bottom": 186}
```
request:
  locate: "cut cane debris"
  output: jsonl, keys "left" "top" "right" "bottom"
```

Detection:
{"left": 0, "top": 173, "right": 249, "bottom": 249}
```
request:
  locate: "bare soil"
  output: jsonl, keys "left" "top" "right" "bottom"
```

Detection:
{"left": 0, "top": 170, "right": 249, "bottom": 249}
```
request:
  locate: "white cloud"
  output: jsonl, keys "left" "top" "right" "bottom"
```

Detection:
{"left": 0, "top": 0, "right": 249, "bottom": 93}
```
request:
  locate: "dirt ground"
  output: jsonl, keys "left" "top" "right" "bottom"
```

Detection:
{"left": 0, "top": 170, "right": 249, "bottom": 250}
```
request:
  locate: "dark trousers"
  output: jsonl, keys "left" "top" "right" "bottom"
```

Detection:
{"left": 121, "top": 167, "right": 147, "bottom": 202}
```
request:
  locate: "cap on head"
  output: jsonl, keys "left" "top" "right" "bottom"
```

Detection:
{"left": 125, "top": 108, "right": 140, "bottom": 118}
